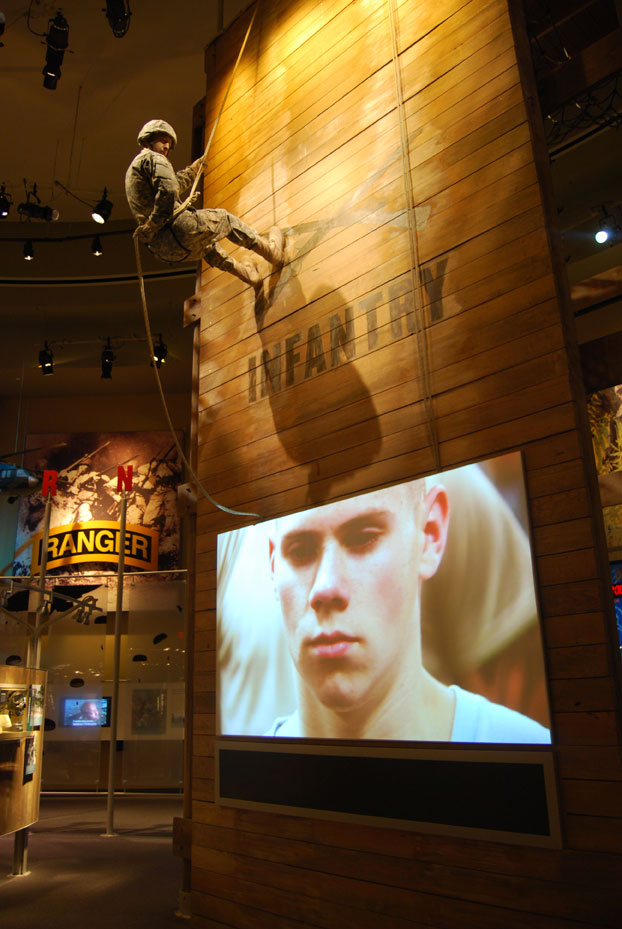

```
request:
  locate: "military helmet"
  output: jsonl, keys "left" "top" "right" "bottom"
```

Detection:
{"left": 137, "top": 119, "right": 177, "bottom": 148}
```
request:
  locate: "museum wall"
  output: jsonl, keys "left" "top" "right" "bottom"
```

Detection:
{"left": 189, "top": 0, "right": 622, "bottom": 926}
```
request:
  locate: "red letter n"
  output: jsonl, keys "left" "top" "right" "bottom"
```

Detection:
{"left": 41, "top": 470, "right": 58, "bottom": 497}
{"left": 117, "top": 465, "right": 133, "bottom": 491}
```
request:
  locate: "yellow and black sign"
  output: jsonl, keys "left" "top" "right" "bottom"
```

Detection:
{"left": 31, "top": 521, "right": 159, "bottom": 573}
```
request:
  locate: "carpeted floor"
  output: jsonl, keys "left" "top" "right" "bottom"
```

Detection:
{"left": 0, "top": 795, "right": 186, "bottom": 928}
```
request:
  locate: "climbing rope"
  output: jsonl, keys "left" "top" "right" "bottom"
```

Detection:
{"left": 387, "top": 0, "right": 441, "bottom": 474}
{"left": 134, "top": 238, "right": 259, "bottom": 518}
{"left": 172, "top": 2, "right": 260, "bottom": 221}
{"left": 134, "top": 3, "right": 261, "bottom": 518}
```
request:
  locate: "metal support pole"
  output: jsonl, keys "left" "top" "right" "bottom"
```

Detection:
{"left": 14, "top": 491, "right": 52, "bottom": 874}
{"left": 104, "top": 490, "right": 127, "bottom": 836}
{"left": 12, "top": 827, "right": 29, "bottom": 875}
{"left": 26, "top": 492, "right": 52, "bottom": 667}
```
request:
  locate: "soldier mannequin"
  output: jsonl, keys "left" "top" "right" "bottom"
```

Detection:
{"left": 125, "top": 119, "right": 285, "bottom": 290}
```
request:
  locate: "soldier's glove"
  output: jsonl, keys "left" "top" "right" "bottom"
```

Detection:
{"left": 191, "top": 156, "right": 206, "bottom": 175}
{"left": 133, "top": 220, "right": 159, "bottom": 243}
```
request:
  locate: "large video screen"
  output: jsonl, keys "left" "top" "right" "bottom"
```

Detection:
{"left": 217, "top": 453, "right": 551, "bottom": 744}
{"left": 62, "top": 697, "right": 110, "bottom": 728}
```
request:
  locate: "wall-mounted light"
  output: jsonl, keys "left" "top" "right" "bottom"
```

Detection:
{"left": 38, "top": 341, "right": 54, "bottom": 375}
{"left": 23, "top": 240, "right": 34, "bottom": 261}
{"left": 101, "top": 338, "right": 115, "bottom": 379}
{"left": 151, "top": 334, "right": 168, "bottom": 368}
{"left": 92, "top": 188, "right": 113, "bottom": 223}
{"left": 43, "top": 11, "right": 69, "bottom": 90}
{"left": 595, "top": 206, "right": 619, "bottom": 246}
{"left": 91, "top": 234, "right": 103, "bottom": 256}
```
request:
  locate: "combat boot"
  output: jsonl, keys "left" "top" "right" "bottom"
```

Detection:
{"left": 230, "top": 258, "right": 262, "bottom": 292}
{"left": 252, "top": 226, "right": 286, "bottom": 268}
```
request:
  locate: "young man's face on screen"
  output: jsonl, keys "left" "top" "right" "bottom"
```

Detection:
{"left": 269, "top": 483, "right": 438, "bottom": 715}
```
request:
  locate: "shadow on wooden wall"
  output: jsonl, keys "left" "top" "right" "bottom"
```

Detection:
{"left": 254, "top": 266, "right": 382, "bottom": 504}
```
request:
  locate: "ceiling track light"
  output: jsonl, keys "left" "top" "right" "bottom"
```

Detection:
{"left": 92, "top": 234, "right": 103, "bottom": 256}
{"left": 0, "top": 183, "right": 13, "bottom": 218}
{"left": 104, "top": 0, "right": 131, "bottom": 38}
{"left": 38, "top": 341, "right": 54, "bottom": 376}
{"left": 42, "top": 11, "right": 69, "bottom": 91}
{"left": 151, "top": 334, "right": 168, "bottom": 369}
{"left": 101, "top": 338, "right": 115, "bottom": 379}
{"left": 18, "top": 181, "right": 59, "bottom": 222}
{"left": 23, "top": 240, "right": 34, "bottom": 261}
{"left": 92, "top": 188, "right": 113, "bottom": 224}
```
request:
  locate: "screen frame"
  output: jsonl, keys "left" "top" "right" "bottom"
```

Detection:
{"left": 216, "top": 452, "right": 551, "bottom": 746}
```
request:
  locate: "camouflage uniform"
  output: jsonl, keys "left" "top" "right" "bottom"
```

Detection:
{"left": 125, "top": 121, "right": 284, "bottom": 288}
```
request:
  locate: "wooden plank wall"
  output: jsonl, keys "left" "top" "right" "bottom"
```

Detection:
{"left": 189, "top": 0, "right": 622, "bottom": 925}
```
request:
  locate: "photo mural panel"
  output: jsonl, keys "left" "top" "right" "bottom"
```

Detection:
{"left": 13, "top": 432, "right": 183, "bottom": 578}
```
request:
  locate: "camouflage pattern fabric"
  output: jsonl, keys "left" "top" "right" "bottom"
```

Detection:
{"left": 125, "top": 149, "right": 262, "bottom": 268}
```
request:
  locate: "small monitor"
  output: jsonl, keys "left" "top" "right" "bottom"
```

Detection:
{"left": 62, "top": 696, "right": 110, "bottom": 728}
{"left": 609, "top": 561, "right": 622, "bottom": 657}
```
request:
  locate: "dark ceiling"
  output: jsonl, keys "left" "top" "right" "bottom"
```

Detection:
{"left": 0, "top": 0, "right": 247, "bottom": 404}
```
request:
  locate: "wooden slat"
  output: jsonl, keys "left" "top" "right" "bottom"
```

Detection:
{"left": 190, "top": 801, "right": 622, "bottom": 888}
{"left": 190, "top": 821, "right": 619, "bottom": 927}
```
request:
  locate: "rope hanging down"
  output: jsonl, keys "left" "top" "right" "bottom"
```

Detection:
{"left": 387, "top": 0, "right": 441, "bottom": 474}
{"left": 134, "top": 239, "right": 258, "bottom": 518}
{"left": 172, "top": 2, "right": 260, "bottom": 221}
{"left": 134, "top": 3, "right": 261, "bottom": 519}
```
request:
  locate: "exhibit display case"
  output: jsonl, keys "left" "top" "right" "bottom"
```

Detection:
{"left": 0, "top": 664, "right": 47, "bottom": 838}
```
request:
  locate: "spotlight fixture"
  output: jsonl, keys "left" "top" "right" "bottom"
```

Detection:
{"left": 0, "top": 183, "right": 13, "bottom": 217}
{"left": 92, "top": 188, "right": 113, "bottom": 223}
{"left": 151, "top": 334, "right": 168, "bottom": 369}
{"left": 23, "top": 240, "right": 34, "bottom": 261}
{"left": 101, "top": 338, "right": 115, "bottom": 379}
{"left": 104, "top": 0, "right": 131, "bottom": 38}
{"left": 18, "top": 201, "right": 59, "bottom": 221}
{"left": 42, "top": 11, "right": 69, "bottom": 90}
{"left": 595, "top": 206, "right": 617, "bottom": 246}
{"left": 38, "top": 341, "right": 54, "bottom": 375}
{"left": 18, "top": 182, "right": 59, "bottom": 222}
{"left": 91, "top": 234, "right": 103, "bottom": 256}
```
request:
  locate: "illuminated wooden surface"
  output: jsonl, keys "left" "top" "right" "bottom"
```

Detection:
{"left": 187, "top": 0, "right": 621, "bottom": 925}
